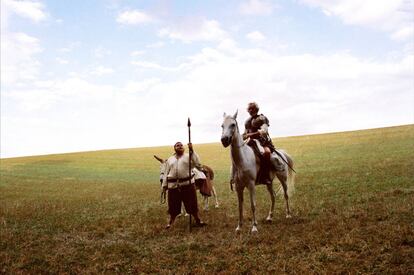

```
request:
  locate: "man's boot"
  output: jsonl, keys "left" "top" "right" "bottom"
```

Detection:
{"left": 260, "top": 147, "right": 272, "bottom": 184}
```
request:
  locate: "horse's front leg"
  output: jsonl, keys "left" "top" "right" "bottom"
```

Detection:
{"left": 203, "top": 195, "right": 209, "bottom": 211}
{"left": 236, "top": 186, "right": 244, "bottom": 233}
{"left": 178, "top": 204, "right": 188, "bottom": 217}
{"left": 212, "top": 186, "right": 219, "bottom": 208}
{"left": 230, "top": 164, "right": 236, "bottom": 191}
{"left": 266, "top": 183, "right": 276, "bottom": 222}
{"left": 248, "top": 183, "right": 258, "bottom": 233}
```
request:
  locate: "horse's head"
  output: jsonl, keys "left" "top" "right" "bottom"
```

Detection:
{"left": 153, "top": 155, "right": 167, "bottom": 184}
{"left": 221, "top": 110, "right": 238, "bottom": 147}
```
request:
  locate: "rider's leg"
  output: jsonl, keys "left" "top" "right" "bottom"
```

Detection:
{"left": 262, "top": 147, "right": 272, "bottom": 184}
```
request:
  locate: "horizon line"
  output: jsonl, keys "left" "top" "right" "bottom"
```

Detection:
{"left": 1, "top": 124, "right": 412, "bottom": 160}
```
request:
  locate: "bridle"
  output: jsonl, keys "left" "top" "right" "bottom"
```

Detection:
{"left": 225, "top": 116, "right": 246, "bottom": 148}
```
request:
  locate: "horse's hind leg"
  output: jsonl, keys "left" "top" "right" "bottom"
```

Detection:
{"left": 278, "top": 174, "right": 291, "bottom": 218}
{"left": 212, "top": 186, "right": 219, "bottom": 208}
{"left": 266, "top": 183, "right": 276, "bottom": 222}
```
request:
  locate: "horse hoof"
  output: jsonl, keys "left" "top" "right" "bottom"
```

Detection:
{"left": 215, "top": 204, "right": 219, "bottom": 208}
{"left": 251, "top": 226, "right": 258, "bottom": 234}
{"left": 266, "top": 217, "right": 273, "bottom": 222}
{"left": 286, "top": 214, "right": 292, "bottom": 219}
{"left": 235, "top": 226, "right": 241, "bottom": 233}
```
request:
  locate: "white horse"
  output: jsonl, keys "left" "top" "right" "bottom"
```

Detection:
{"left": 153, "top": 155, "right": 219, "bottom": 210}
{"left": 221, "top": 111, "right": 295, "bottom": 233}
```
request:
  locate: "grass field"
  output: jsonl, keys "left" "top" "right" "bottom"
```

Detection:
{"left": 1, "top": 125, "right": 413, "bottom": 274}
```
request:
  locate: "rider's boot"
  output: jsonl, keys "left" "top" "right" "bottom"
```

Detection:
{"left": 261, "top": 147, "right": 272, "bottom": 185}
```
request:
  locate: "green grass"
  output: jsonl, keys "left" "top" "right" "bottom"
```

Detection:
{"left": 1, "top": 125, "right": 413, "bottom": 274}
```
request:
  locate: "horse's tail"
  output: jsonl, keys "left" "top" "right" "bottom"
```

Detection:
{"left": 285, "top": 152, "right": 295, "bottom": 197}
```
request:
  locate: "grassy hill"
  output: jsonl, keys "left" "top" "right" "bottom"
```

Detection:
{"left": 1, "top": 125, "right": 413, "bottom": 274}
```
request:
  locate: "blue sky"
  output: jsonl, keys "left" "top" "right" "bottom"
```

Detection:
{"left": 1, "top": 0, "right": 413, "bottom": 158}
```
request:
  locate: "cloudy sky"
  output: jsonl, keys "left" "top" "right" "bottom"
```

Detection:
{"left": 1, "top": 0, "right": 413, "bottom": 158}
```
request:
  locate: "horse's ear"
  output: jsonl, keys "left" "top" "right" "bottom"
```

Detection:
{"left": 233, "top": 109, "right": 238, "bottom": 119}
{"left": 153, "top": 155, "right": 165, "bottom": 163}
{"left": 223, "top": 112, "right": 226, "bottom": 118}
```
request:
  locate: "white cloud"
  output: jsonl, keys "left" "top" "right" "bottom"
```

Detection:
{"left": 130, "top": 61, "right": 164, "bottom": 70}
{"left": 2, "top": 0, "right": 47, "bottom": 22}
{"left": 56, "top": 57, "right": 69, "bottom": 64}
{"left": 123, "top": 78, "right": 161, "bottom": 93}
{"left": 1, "top": 32, "right": 42, "bottom": 85}
{"left": 159, "top": 19, "right": 228, "bottom": 43}
{"left": 58, "top": 42, "right": 81, "bottom": 53}
{"left": 239, "top": 0, "right": 275, "bottom": 16}
{"left": 130, "top": 50, "right": 146, "bottom": 57}
{"left": 246, "top": 31, "right": 266, "bottom": 42}
{"left": 2, "top": 36, "right": 413, "bottom": 157}
{"left": 217, "top": 38, "right": 239, "bottom": 52}
{"left": 181, "top": 49, "right": 413, "bottom": 140}
{"left": 90, "top": 66, "right": 114, "bottom": 76}
{"left": 146, "top": 41, "right": 165, "bottom": 48}
{"left": 93, "top": 46, "right": 112, "bottom": 58}
{"left": 5, "top": 88, "right": 60, "bottom": 112}
{"left": 301, "top": 0, "right": 414, "bottom": 41}
{"left": 1, "top": 0, "right": 413, "bottom": 159}
{"left": 391, "top": 26, "right": 414, "bottom": 41}
{"left": 1, "top": 1, "right": 48, "bottom": 86}
{"left": 116, "top": 9, "right": 154, "bottom": 25}
{"left": 129, "top": 60, "right": 187, "bottom": 71}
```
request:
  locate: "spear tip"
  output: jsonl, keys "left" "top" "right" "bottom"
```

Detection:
{"left": 187, "top": 117, "right": 191, "bottom": 127}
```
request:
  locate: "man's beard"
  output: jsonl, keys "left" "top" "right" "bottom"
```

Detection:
{"left": 175, "top": 150, "right": 184, "bottom": 156}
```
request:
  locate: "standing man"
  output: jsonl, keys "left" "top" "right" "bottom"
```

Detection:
{"left": 162, "top": 142, "right": 206, "bottom": 229}
{"left": 243, "top": 102, "right": 276, "bottom": 184}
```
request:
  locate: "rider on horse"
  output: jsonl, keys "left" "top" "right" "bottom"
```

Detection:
{"left": 243, "top": 102, "right": 276, "bottom": 185}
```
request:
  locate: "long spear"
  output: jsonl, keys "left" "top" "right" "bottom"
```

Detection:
{"left": 187, "top": 117, "right": 192, "bottom": 232}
